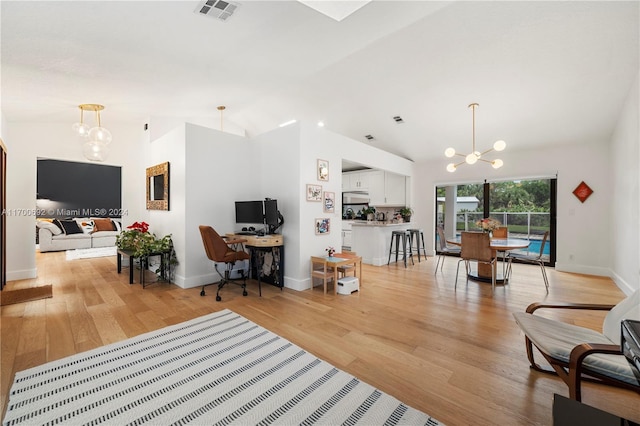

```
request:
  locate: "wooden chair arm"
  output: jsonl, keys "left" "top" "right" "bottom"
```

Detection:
{"left": 526, "top": 302, "right": 616, "bottom": 314}
{"left": 568, "top": 343, "right": 623, "bottom": 400}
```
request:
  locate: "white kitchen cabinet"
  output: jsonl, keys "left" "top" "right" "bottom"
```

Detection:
{"left": 343, "top": 170, "right": 406, "bottom": 206}
{"left": 342, "top": 171, "right": 370, "bottom": 191}
{"left": 367, "top": 170, "right": 385, "bottom": 205}
{"left": 384, "top": 172, "right": 406, "bottom": 206}
{"left": 368, "top": 171, "right": 406, "bottom": 206}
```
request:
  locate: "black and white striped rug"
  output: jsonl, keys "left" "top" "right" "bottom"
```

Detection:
{"left": 3, "top": 309, "right": 441, "bottom": 425}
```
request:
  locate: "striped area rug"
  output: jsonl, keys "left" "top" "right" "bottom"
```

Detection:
{"left": 3, "top": 310, "right": 441, "bottom": 425}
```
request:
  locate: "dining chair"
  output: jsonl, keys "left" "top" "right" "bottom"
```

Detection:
{"left": 455, "top": 231, "right": 497, "bottom": 293}
{"left": 506, "top": 231, "right": 550, "bottom": 292}
{"left": 435, "top": 226, "right": 461, "bottom": 274}
{"left": 492, "top": 226, "right": 508, "bottom": 276}
{"left": 310, "top": 256, "right": 335, "bottom": 294}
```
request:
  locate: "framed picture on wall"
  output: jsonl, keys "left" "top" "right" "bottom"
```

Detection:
{"left": 317, "top": 159, "right": 329, "bottom": 181}
{"left": 315, "top": 218, "right": 330, "bottom": 235}
{"left": 323, "top": 191, "right": 335, "bottom": 213}
{"left": 306, "top": 184, "right": 322, "bottom": 201}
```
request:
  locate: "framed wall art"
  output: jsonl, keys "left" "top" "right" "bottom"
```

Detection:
{"left": 572, "top": 181, "right": 593, "bottom": 203}
{"left": 146, "top": 162, "right": 170, "bottom": 210}
{"left": 323, "top": 191, "right": 335, "bottom": 213}
{"left": 317, "top": 159, "right": 329, "bottom": 181}
{"left": 306, "top": 184, "right": 322, "bottom": 201}
{"left": 315, "top": 218, "right": 330, "bottom": 235}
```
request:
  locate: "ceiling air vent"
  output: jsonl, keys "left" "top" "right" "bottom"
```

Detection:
{"left": 393, "top": 116, "right": 404, "bottom": 123}
{"left": 364, "top": 134, "right": 374, "bottom": 140}
{"left": 195, "top": 0, "right": 239, "bottom": 22}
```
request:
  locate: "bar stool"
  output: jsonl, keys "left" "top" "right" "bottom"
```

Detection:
{"left": 407, "top": 228, "right": 427, "bottom": 262}
{"left": 387, "top": 230, "right": 414, "bottom": 267}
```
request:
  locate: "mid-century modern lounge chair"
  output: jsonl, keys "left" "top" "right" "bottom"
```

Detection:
{"left": 513, "top": 290, "right": 640, "bottom": 401}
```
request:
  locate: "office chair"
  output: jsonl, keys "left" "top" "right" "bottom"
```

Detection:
{"left": 199, "top": 225, "right": 250, "bottom": 301}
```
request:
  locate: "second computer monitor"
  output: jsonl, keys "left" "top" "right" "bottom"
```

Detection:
{"left": 264, "top": 199, "right": 278, "bottom": 227}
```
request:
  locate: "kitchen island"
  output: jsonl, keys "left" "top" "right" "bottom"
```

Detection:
{"left": 351, "top": 221, "right": 412, "bottom": 266}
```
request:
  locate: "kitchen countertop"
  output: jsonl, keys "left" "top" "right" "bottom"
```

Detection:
{"left": 351, "top": 220, "right": 409, "bottom": 227}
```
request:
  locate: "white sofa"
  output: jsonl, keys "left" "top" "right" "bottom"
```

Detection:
{"left": 37, "top": 218, "right": 121, "bottom": 253}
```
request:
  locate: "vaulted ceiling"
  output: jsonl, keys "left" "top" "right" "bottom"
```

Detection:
{"left": 2, "top": 1, "right": 638, "bottom": 163}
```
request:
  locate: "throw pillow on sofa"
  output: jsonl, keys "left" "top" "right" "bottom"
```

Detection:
{"left": 74, "top": 218, "right": 95, "bottom": 234}
{"left": 93, "top": 218, "right": 116, "bottom": 232}
{"left": 36, "top": 219, "right": 63, "bottom": 235}
{"left": 54, "top": 219, "right": 83, "bottom": 235}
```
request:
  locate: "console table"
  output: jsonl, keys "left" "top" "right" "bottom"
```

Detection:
{"left": 117, "top": 248, "right": 171, "bottom": 288}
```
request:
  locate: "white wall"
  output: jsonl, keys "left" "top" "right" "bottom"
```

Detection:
{"left": 415, "top": 139, "right": 613, "bottom": 278}
{"left": 4, "top": 121, "right": 145, "bottom": 280}
{"left": 610, "top": 71, "right": 640, "bottom": 294}
{"left": 145, "top": 122, "right": 256, "bottom": 289}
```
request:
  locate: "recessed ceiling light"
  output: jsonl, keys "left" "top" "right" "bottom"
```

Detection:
{"left": 317, "top": 121, "right": 325, "bottom": 127}
{"left": 279, "top": 119, "right": 297, "bottom": 127}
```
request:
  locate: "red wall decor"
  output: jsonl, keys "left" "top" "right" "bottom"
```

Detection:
{"left": 572, "top": 181, "right": 593, "bottom": 203}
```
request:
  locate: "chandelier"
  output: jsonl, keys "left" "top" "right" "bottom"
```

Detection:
{"left": 72, "top": 104, "right": 112, "bottom": 162}
{"left": 445, "top": 103, "right": 505, "bottom": 172}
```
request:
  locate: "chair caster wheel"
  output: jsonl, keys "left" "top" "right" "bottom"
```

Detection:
{"left": 216, "top": 295, "right": 222, "bottom": 302}
{"left": 243, "top": 291, "right": 248, "bottom": 296}
{"left": 200, "top": 290, "right": 205, "bottom": 296}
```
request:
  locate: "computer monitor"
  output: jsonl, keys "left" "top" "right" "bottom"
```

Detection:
{"left": 264, "top": 199, "right": 278, "bottom": 227}
{"left": 235, "top": 201, "right": 264, "bottom": 224}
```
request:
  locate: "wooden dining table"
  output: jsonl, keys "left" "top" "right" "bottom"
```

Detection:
{"left": 447, "top": 236, "right": 530, "bottom": 283}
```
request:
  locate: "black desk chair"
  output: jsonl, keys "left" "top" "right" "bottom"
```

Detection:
{"left": 199, "top": 225, "right": 250, "bottom": 301}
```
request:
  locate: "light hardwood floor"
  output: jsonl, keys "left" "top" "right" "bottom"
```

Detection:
{"left": 1, "top": 251, "right": 639, "bottom": 425}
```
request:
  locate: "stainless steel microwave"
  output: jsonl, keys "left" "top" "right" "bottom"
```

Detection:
{"left": 342, "top": 191, "right": 370, "bottom": 204}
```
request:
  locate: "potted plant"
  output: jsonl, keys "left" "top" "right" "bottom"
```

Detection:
{"left": 362, "top": 206, "right": 376, "bottom": 221}
{"left": 116, "top": 221, "right": 178, "bottom": 280}
{"left": 400, "top": 207, "right": 413, "bottom": 223}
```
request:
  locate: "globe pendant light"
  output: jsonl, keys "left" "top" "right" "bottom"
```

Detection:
{"left": 445, "top": 103, "right": 505, "bottom": 172}
{"left": 72, "top": 104, "right": 112, "bottom": 161}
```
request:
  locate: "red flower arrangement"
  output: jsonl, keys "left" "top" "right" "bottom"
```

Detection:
{"left": 126, "top": 221, "right": 149, "bottom": 233}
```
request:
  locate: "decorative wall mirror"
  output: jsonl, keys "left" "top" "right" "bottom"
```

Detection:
{"left": 146, "top": 162, "right": 170, "bottom": 210}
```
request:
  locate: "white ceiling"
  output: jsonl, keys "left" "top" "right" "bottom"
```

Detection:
{"left": 2, "top": 1, "right": 638, "bottom": 163}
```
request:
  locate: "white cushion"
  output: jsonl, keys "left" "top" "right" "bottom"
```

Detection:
{"left": 514, "top": 311, "right": 640, "bottom": 386}
{"left": 36, "top": 220, "right": 62, "bottom": 235}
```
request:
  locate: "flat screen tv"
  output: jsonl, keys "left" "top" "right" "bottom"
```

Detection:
{"left": 235, "top": 201, "right": 264, "bottom": 224}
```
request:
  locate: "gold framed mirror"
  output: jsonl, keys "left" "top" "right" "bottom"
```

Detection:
{"left": 146, "top": 162, "right": 169, "bottom": 210}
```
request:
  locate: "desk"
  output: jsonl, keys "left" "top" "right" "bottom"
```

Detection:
{"left": 326, "top": 253, "right": 363, "bottom": 295}
{"left": 226, "top": 234, "right": 284, "bottom": 296}
{"left": 447, "top": 237, "right": 530, "bottom": 283}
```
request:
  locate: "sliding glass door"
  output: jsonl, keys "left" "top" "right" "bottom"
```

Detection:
{"left": 436, "top": 178, "right": 556, "bottom": 265}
